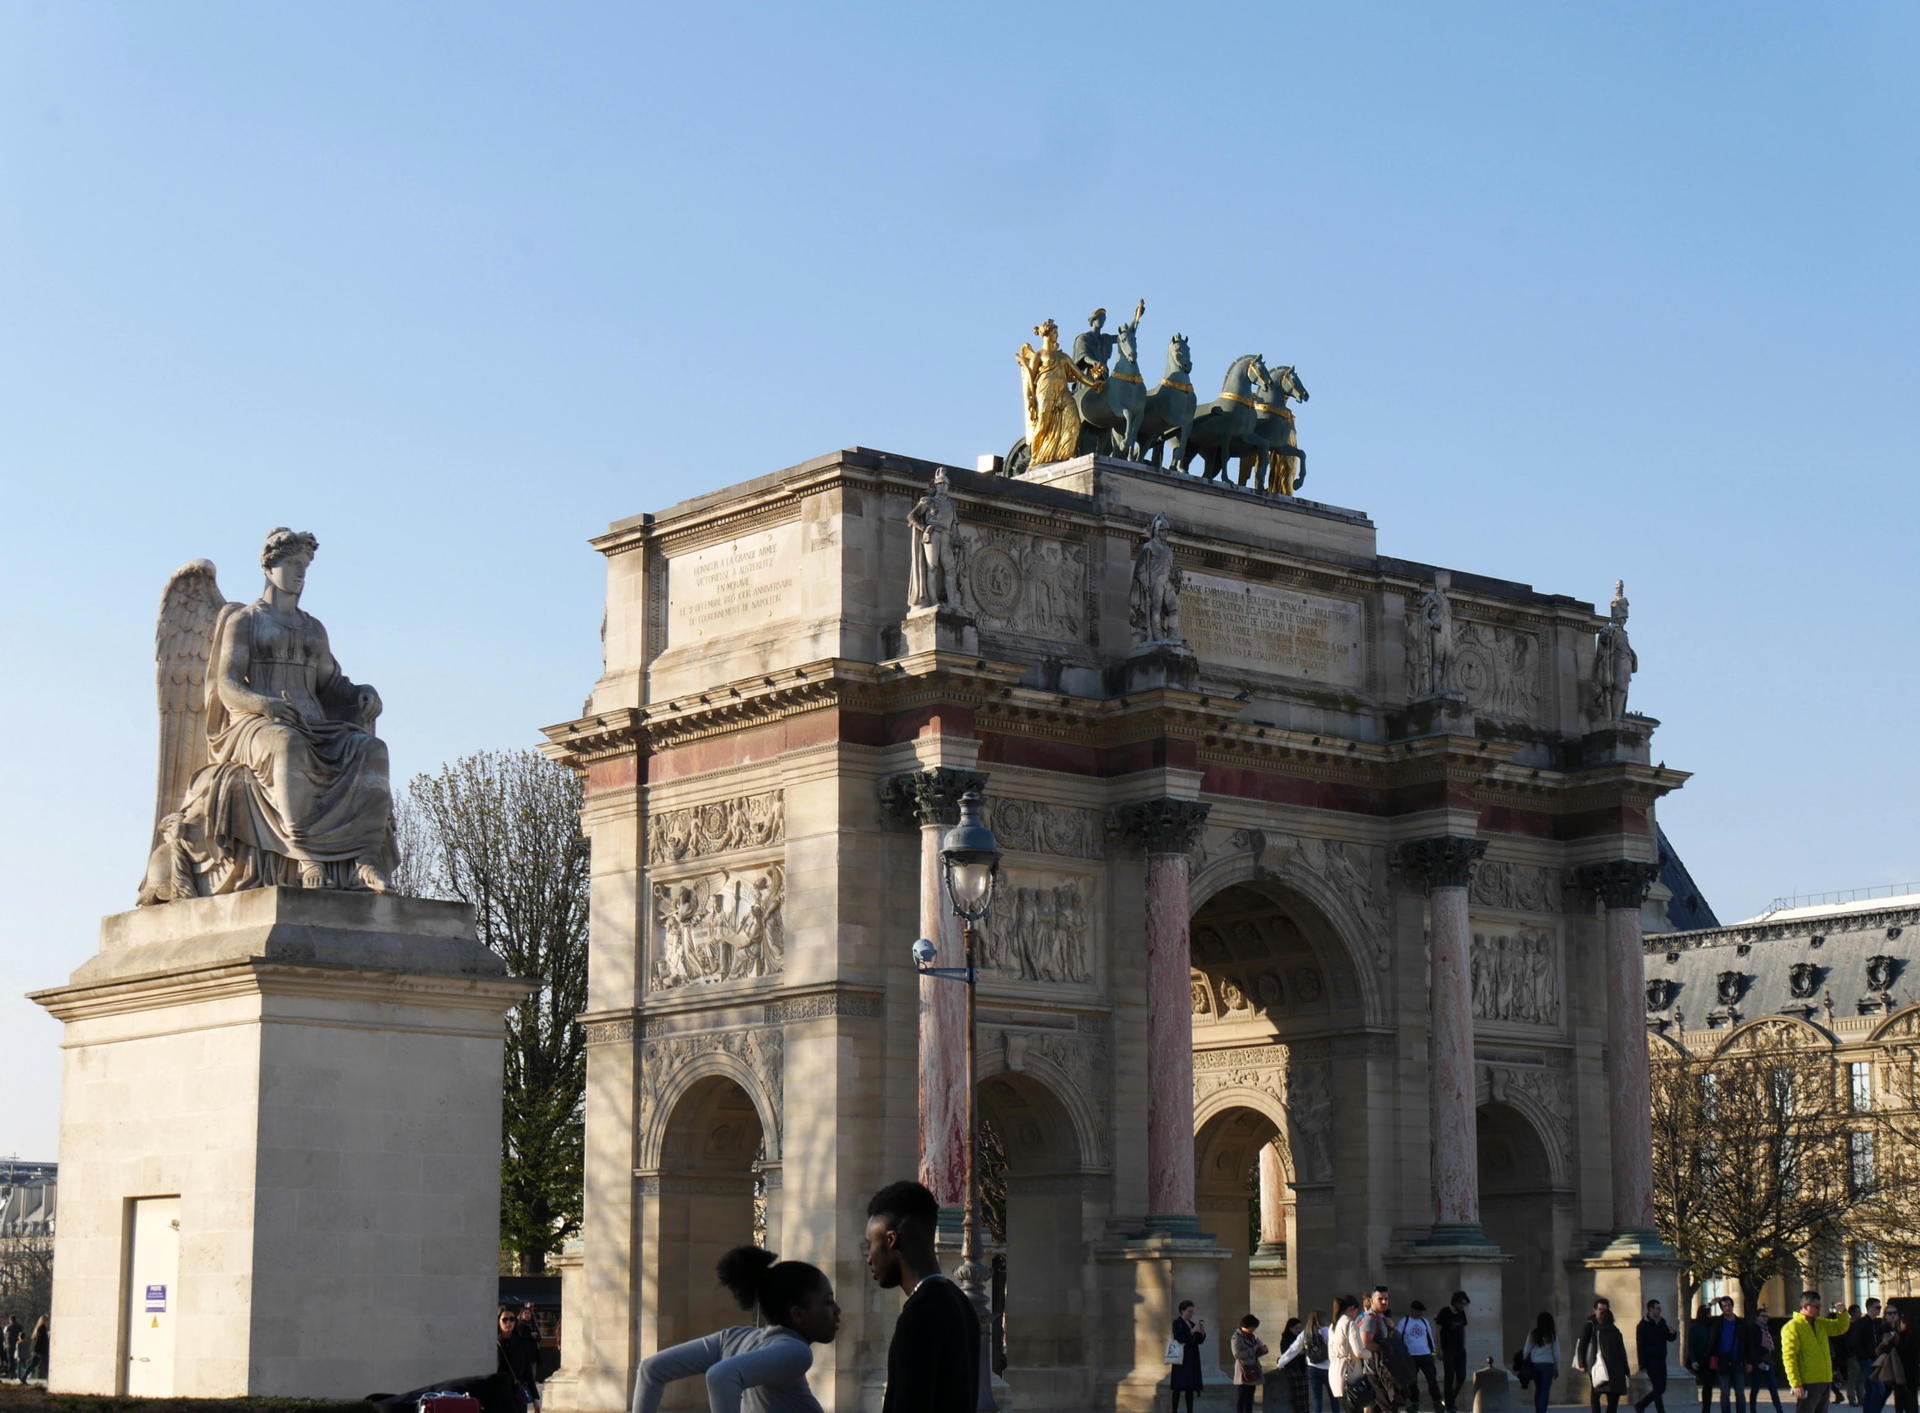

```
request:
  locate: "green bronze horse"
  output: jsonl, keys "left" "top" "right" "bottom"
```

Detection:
{"left": 1233, "top": 364, "right": 1309, "bottom": 494}
{"left": 1133, "top": 334, "right": 1196, "bottom": 468}
{"left": 1176, "top": 354, "right": 1271, "bottom": 481}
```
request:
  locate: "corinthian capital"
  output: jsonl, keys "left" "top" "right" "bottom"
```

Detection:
{"left": 881, "top": 767, "right": 988, "bottom": 828}
{"left": 1112, "top": 798, "right": 1212, "bottom": 857}
{"left": 1396, "top": 836, "right": 1488, "bottom": 893}
{"left": 1575, "top": 859, "right": 1661, "bottom": 910}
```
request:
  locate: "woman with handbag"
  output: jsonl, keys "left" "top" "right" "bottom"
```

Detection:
{"left": 1576, "top": 1299, "right": 1632, "bottom": 1413}
{"left": 1169, "top": 1301, "right": 1207, "bottom": 1413}
{"left": 1876, "top": 1310, "right": 1917, "bottom": 1413}
{"left": 1231, "top": 1315, "right": 1271, "bottom": 1413}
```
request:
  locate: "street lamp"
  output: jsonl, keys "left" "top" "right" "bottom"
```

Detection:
{"left": 913, "top": 788, "right": 1001, "bottom": 1411}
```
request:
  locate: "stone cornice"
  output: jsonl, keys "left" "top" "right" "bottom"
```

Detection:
{"left": 1647, "top": 904, "right": 1920, "bottom": 955}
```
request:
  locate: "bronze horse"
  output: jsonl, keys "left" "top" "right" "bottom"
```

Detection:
{"left": 1232, "top": 364, "right": 1309, "bottom": 494}
{"left": 1072, "top": 301, "right": 1149, "bottom": 459}
{"left": 1175, "top": 354, "right": 1271, "bottom": 481}
{"left": 1132, "top": 334, "right": 1196, "bottom": 469}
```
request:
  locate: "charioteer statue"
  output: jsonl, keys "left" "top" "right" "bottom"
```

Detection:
{"left": 1004, "top": 301, "right": 1310, "bottom": 494}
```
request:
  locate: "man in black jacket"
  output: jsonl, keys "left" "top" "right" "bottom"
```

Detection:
{"left": 1634, "top": 1299, "right": 1679, "bottom": 1413}
{"left": 866, "top": 1180, "right": 980, "bottom": 1413}
{"left": 1435, "top": 1291, "right": 1470, "bottom": 1413}
{"left": 1850, "top": 1300, "right": 1887, "bottom": 1413}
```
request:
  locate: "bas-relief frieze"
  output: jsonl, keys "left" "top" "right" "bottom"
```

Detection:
{"left": 957, "top": 525, "right": 1088, "bottom": 642}
{"left": 639, "top": 1027, "right": 785, "bottom": 1155}
{"left": 650, "top": 790, "right": 785, "bottom": 863}
{"left": 1470, "top": 929, "right": 1560, "bottom": 1025}
{"left": 982, "top": 877, "right": 1092, "bottom": 983}
{"left": 1453, "top": 620, "right": 1541, "bottom": 720}
{"left": 651, "top": 865, "right": 785, "bottom": 990}
{"left": 1191, "top": 965, "right": 1325, "bottom": 1022}
{"left": 1470, "top": 859, "right": 1561, "bottom": 913}
{"left": 987, "top": 798, "right": 1102, "bottom": 859}
{"left": 1005, "top": 1026, "right": 1112, "bottom": 1166}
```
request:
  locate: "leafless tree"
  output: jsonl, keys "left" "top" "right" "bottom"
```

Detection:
{"left": 398, "top": 749, "right": 589, "bottom": 1275}
{"left": 0, "top": 1233, "right": 53, "bottom": 1328}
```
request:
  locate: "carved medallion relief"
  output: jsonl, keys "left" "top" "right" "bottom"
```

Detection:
{"left": 988, "top": 798, "right": 1103, "bottom": 858}
{"left": 1470, "top": 930, "right": 1560, "bottom": 1025}
{"left": 1469, "top": 859, "right": 1561, "bottom": 914}
{"left": 1454, "top": 621, "right": 1542, "bottom": 721}
{"left": 958, "top": 526, "right": 1088, "bottom": 642}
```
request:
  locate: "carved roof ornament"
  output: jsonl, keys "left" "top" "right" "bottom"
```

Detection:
{"left": 1646, "top": 978, "right": 1678, "bottom": 1012}
{"left": 881, "top": 767, "right": 989, "bottom": 829}
{"left": 1111, "top": 798, "right": 1212, "bottom": 857}
{"left": 1574, "top": 859, "right": 1661, "bottom": 911}
{"left": 1789, "top": 962, "right": 1822, "bottom": 999}
{"left": 1867, "top": 954, "right": 1901, "bottom": 991}
{"left": 1716, "top": 971, "right": 1749, "bottom": 1006}
{"left": 1395, "top": 835, "right": 1487, "bottom": 893}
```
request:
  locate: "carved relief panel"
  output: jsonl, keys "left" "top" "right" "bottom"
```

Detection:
{"left": 1470, "top": 929, "right": 1560, "bottom": 1025}
{"left": 652, "top": 865, "right": 786, "bottom": 990}
{"left": 988, "top": 798, "right": 1102, "bottom": 859}
{"left": 650, "top": 789, "right": 785, "bottom": 863}
{"left": 1454, "top": 621, "right": 1542, "bottom": 721}
{"left": 1470, "top": 859, "right": 1561, "bottom": 914}
{"left": 959, "top": 525, "right": 1088, "bottom": 643}
{"left": 981, "top": 872, "right": 1094, "bottom": 983}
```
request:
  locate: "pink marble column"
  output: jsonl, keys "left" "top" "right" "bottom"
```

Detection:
{"left": 1399, "top": 835, "right": 1489, "bottom": 1241}
{"left": 1257, "top": 1142, "right": 1288, "bottom": 1256}
{"left": 1579, "top": 859, "right": 1662, "bottom": 1236}
{"left": 1119, "top": 798, "right": 1211, "bottom": 1233}
{"left": 887, "top": 767, "right": 985, "bottom": 1209}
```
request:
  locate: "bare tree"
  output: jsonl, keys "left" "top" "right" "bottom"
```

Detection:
{"left": 400, "top": 749, "right": 589, "bottom": 1275}
{"left": 1650, "top": 1020, "right": 1908, "bottom": 1310}
{"left": 0, "top": 1233, "right": 53, "bottom": 1327}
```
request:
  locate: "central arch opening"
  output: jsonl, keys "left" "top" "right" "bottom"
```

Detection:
{"left": 1189, "top": 878, "right": 1371, "bottom": 1342}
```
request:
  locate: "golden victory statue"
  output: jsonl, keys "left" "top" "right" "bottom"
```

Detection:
{"left": 1016, "top": 318, "right": 1103, "bottom": 467}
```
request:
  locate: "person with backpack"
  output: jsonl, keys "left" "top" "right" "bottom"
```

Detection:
{"left": 1400, "top": 1300, "right": 1446, "bottom": 1413}
{"left": 1575, "top": 1297, "right": 1632, "bottom": 1413}
{"left": 1355, "top": 1286, "right": 1416, "bottom": 1413}
{"left": 1273, "top": 1317, "right": 1313, "bottom": 1413}
{"left": 1231, "top": 1315, "right": 1270, "bottom": 1413}
{"left": 1523, "top": 1312, "right": 1562, "bottom": 1413}
{"left": 1304, "top": 1307, "right": 1333, "bottom": 1413}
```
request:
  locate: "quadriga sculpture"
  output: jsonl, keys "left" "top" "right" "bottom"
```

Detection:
{"left": 138, "top": 527, "right": 396, "bottom": 904}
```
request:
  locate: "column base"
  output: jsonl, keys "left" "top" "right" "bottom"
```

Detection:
{"left": 1414, "top": 1222, "right": 1501, "bottom": 1252}
{"left": 1384, "top": 1241, "right": 1508, "bottom": 1375}
{"left": 1143, "top": 1212, "right": 1214, "bottom": 1239}
{"left": 1094, "top": 1233, "right": 1231, "bottom": 1412}
{"left": 1581, "top": 1230, "right": 1680, "bottom": 1341}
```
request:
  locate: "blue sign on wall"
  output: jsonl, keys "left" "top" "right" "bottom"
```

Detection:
{"left": 145, "top": 1285, "right": 167, "bottom": 1312}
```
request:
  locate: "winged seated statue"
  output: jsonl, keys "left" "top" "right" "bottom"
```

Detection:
{"left": 137, "top": 527, "right": 396, "bottom": 904}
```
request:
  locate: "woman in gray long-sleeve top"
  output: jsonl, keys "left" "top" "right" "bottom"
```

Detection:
{"left": 632, "top": 1246, "right": 843, "bottom": 1413}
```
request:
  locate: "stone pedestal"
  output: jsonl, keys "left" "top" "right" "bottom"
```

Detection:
{"left": 1122, "top": 640, "right": 1198, "bottom": 693}
{"left": 1095, "top": 1234, "right": 1229, "bottom": 1413}
{"left": 32, "top": 889, "right": 529, "bottom": 1399}
{"left": 901, "top": 603, "right": 980, "bottom": 655}
{"left": 1385, "top": 1245, "right": 1508, "bottom": 1377}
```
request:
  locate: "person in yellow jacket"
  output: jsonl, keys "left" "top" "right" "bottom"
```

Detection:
{"left": 1782, "top": 1291, "right": 1852, "bottom": 1413}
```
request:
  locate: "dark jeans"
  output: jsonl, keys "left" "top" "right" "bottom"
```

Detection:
{"left": 1750, "top": 1364, "right": 1783, "bottom": 1413}
{"left": 1892, "top": 1383, "right": 1916, "bottom": 1413}
{"left": 1593, "top": 1391, "right": 1624, "bottom": 1413}
{"left": 1720, "top": 1364, "right": 1749, "bottom": 1413}
{"left": 1310, "top": 1366, "right": 1330, "bottom": 1413}
{"left": 1532, "top": 1364, "right": 1557, "bottom": 1413}
{"left": 1236, "top": 1385, "right": 1256, "bottom": 1413}
{"left": 1443, "top": 1348, "right": 1467, "bottom": 1409}
{"left": 1800, "top": 1387, "right": 1834, "bottom": 1413}
{"left": 1409, "top": 1354, "right": 1444, "bottom": 1411}
{"left": 1635, "top": 1364, "right": 1669, "bottom": 1413}
{"left": 1864, "top": 1381, "right": 1889, "bottom": 1413}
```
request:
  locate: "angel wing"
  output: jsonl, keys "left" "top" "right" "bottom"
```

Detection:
{"left": 153, "top": 560, "right": 230, "bottom": 837}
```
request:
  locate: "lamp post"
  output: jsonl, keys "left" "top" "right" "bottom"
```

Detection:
{"left": 913, "top": 788, "right": 1001, "bottom": 1412}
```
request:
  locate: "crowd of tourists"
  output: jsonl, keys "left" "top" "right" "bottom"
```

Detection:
{"left": 1163, "top": 1288, "right": 1920, "bottom": 1413}
{"left": 1, "top": 1313, "right": 49, "bottom": 1385}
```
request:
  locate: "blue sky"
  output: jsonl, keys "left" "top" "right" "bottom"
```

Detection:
{"left": 3, "top": 3, "right": 1916, "bottom": 1158}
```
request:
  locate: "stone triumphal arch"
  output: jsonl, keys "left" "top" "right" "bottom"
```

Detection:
{"left": 539, "top": 448, "right": 1687, "bottom": 1412}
